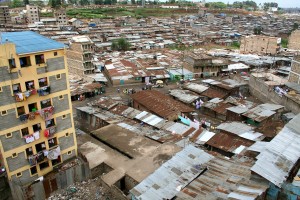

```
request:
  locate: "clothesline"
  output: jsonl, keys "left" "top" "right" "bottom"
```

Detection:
{"left": 28, "top": 146, "right": 61, "bottom": 166}
{"left": 19, "top": 106, "right": 55, "bottom": 122}
{"left": 15, "top": 89, "right": 37, "bottom": 102}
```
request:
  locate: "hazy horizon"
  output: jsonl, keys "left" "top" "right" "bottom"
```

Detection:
{"left": 205, "top": 0, "right": 300, "bottom": 8}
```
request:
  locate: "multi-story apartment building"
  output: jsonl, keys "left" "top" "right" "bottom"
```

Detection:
{"left": 288, "top": 30, "right": 300, "bottom": 50}
{"left": 0, "top": 31, "right": 77, "bottom": 186}
{"left": 26, "top": 5, "right": 39, "bottom": 23}
{"left": 54, "top": 9, "right": 67, "bottom": 26}
{"left": 66, "top": 35, "right": 94, "bottom": 75}
{"left": 240, "top": 35, "right": 281, "bottom": 55}
{"left": 0, "top": 6, "right": 10, "bottom": 25}
{"left": 289, "top": 55, "right": 300, "bottom": 84}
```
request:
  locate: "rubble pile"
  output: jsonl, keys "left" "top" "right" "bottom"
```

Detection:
{"left": 48, "top": 177, "right": 110, "bottom": 200}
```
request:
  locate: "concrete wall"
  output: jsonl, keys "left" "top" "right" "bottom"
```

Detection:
{"left": 0, "top": 85, "right": 16, "bottom": 107}
{"left": 0, "top": 130, "right": 25, "bottom": 152}
{"left": 289, "top": 56, "right": 300, "bottom": 84}
{"left": 6, "top": 152, "right": 28, "bottom": 172}
{"left": 49, "top": 73, "right": 67, "bottom": 93}
{"left": 46, "top": 56, "right": 66, "bottom": 72}
{"left": 0, "top": 108, "right": 22, "bottom": 131}
{"left": 0, "top": 67, "right": 18, "bottom": 82}
{"left": 240, "top": 36, "right": 279, "bottom": 55}
{"left": 52, "top": 94, "right": 70, "bottom": 114}
{"left": 11, "top": 169, "right": 38, "bottom": 185}
{"left": 288, "top": 30, "right": 300, "bottom": 50}
{"left": 59, "top": 132, "right": 75, "bottom": 151}
{"left": 56, "top": 114, "right": 72, "bottom": 132}
{"left": 249, "top": 75, "right": 300, "bottom": 114}
{"left": 10, "top": 159, "right": 90, "bottom": 200}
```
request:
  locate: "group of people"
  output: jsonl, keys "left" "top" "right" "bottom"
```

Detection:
{"left": 117, "top": 88, "right": 136, "bottom": 94}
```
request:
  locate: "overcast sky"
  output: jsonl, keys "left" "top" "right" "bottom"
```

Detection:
{"left": 205, "top": 0, "right": 300, "bottom": 8}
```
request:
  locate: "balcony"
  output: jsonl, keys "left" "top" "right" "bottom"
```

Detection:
{"left": 28, "top": 151, "right": 46, "bottom": 166}
{"left": 44, "top": 126, "right": 56, "bottom": 138}
{"left": 27, "top": 145, "right": 61, "bottom": 167}
{"left": 37, "top": 86, "right": 51, "bottom": 96}
{"left": 19, "top": 112, "right": 36, "bottom": 122}
{"left": 40, "top": 106, "right": 55, "bottom": 120}
{"left": 14, "top": 89, "right": 37, "bottom": 102}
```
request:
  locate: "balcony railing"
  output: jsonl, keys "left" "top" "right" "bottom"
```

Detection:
{"left": 28, "top": 151, "right": 45, "bottom": 166}
{"left": 44, "top": 126, "right": 56, "bottom": 138}
{"left": 14, "top": 89, "right": 37, "bottom": 102}
{"left": 37, "top": 86, "right": 51, "bottom": 96}
{"left": 40, "top": 106, "right": 55, "bottom": 120}
{"left": 19, "top": 112, "right": 36, "bottom": 122}
{"left": 27, "top": 145, "right": 61, "bottom": 166}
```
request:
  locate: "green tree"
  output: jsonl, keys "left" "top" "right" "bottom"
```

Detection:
{"left": 79, "top": 0, "right": 89, "bottom": 5}
{"left": 254, "top": 27, "right": 263, "bottom": 35}
{"left": 23, "top": 0, "right": 29, "bottom": 5}
{"left": 68, "top": 0, "right": 77, "bottom": 4}
{"left": 94, "top": 0, "right": 103, "bottom": 4}
{"left": 104, "top": 0, "right": 111, "bottom": 4}
{"left": 49, "top": 0, "right": 62, "bottom": 8}
{"left": 12, "top": 0, "right": 23, "bottom": 7}
{"left": 293, "top": 23, "right": 299, "bottom": 31}
{"left": 281, "top": 38, "right": 288, "bottom": 48}
{"left": 204, "top": 3, "right": 209, "bottom": 8}
{"left": 111, "top": 38, "right": 131, "bottom": 51}
{"left": 231, "top": 41, "right": 240, "bottom": 48}
{"left": 131, "top": 0, "right": 135, "bottom": 4}
{"left": 210, "top": 2, "right": 227, "bottom": 9}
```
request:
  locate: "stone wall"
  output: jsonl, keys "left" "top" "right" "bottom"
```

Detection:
{"left": 249, "top": 75, "right": 300, "bottom": 114}
{"left": 288, "top": 30, "right": 300, "bottom": 50}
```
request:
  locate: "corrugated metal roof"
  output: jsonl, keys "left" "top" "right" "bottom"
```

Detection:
{"left": 2, "top": 31, "right": 65, "bottom": 54}
{"left": 76, "top": 106, "right": 99, "bottom": 114}
{"left": 194, "top": 130, "right": 216, "bottom": 145}
{"left": 215, "top": 121, "right": 264, "bottom": 141}
{"left": 251, "top": 113, "right": 300, "bottom": 187}
{"left": 242, "top": 104, "right": 280, "bottom": 122}
{"left": 183, "top": 82, "right": 209, "bottom": 94}
{"left": 247, "top": 141, "right": 268, "bottom": 153}
{"left": 130, "top": 145, "right": 213, "bottom": 200}
{"left": 169, "top": 89, "right": 200, "bottom": 104}
{"left": 227, "top": 106, "right": 249, "bottom": 114}
{"left": 177, "top": 156, "right": 268, "bottom": 199}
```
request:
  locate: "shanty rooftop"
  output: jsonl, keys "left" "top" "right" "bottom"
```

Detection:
{"left": 183, "top": 82, "right": 209, "bottom": 94}
{"left": 243, "top": 103, "right": 284, "bottom": 122}
{"left": 130, "top": 145, "right": 213, "bottom": 200}
{"left": 216, "top": 122, "right": 264, "bottom": 141}
{"left": 206, "top": 131, "right": 255, "bottom": 154}
{"left": 169, "top": 89, "right": 200, "bottom": 104}
{"left": 130, "top": 90, "right": 194, "bottom": 118}
{"left": 251, "top": 113, "right": 300, "bottom": 187}
{"left": 177, "top": 156, "right": 269, "bottom": 199}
